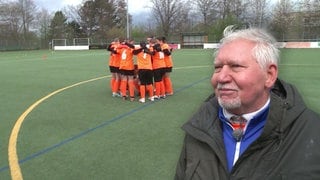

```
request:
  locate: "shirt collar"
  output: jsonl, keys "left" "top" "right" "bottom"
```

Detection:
{"left": 223, "top": 97, "right": 270, "bottom": 123}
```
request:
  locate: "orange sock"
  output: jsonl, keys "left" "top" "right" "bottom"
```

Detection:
{"left": 146, "top": 84, "right": 154, "bottom": 97}
{"left": 160, "top": 81, "right": 165, "bottom": 96}
{"left": 134, "top": 79, "right": 140, "bottom": 94}
{"left": 110, "top": 78, "right": 115, "bottom": 91}
{"left": 140, "top": 85, "right": 146, "bottom": 98}
{"left": 112, "top": 80, "right": 120, "bottom": 93}
{"left": 164, "top": 77, "right": 173, "bottom": 94}
{"left": 155, "top": 82, "right": 161, "bottom": 96}
{"left": 120, "top": 80, "right": 127, "bottom": 97}
{"left": 128, "top": 80, "right": 135, "bottom": 97}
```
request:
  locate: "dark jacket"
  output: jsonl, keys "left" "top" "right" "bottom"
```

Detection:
{"left": 175, "top": 79, "right": 320, "bottom": 180}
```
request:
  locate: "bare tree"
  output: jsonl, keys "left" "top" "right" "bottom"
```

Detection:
{"left": 271, "top": 0, "right": 296, "bottom": 41}
{"left": 17, "top": 0, "right": 37, "bottom": 44}
{"left": 171, "top": 2, "right": 191, "bottom": 34}
{"left": 216, "top": 0, "right": 247, "bottom": 19}
{"left": 63, "top": 5, "right": 81, "bottom": 23}
{"left": 193, "top": 0, "right": 219, "bottom": 26}
{"left": 150, "top": 0, "right": 189, "bottom": 37}
{"left": 245, "top": 0, "right": 271, "bottom": 28}
{"left": 37, "top": 8, "right": 52, "bottom": 48}
{"left": 298, "top": 0, "right": 320, "bottom": 39}
{"left": 114, "top": 0, "right": 129, "bottom": 29}
{"left": 0, "top": 1, "right": 21, "bottom": 45}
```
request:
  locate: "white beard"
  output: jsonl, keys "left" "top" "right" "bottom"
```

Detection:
{"left": 218, "top": 96, "right": 241, "bottom": 110}
{"left": 216, "top": 83, "right": 241, "bottom": 110}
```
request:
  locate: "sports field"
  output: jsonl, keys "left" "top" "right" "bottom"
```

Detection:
{"left": 0, "top": 48, "right": 319, "bottom": 179}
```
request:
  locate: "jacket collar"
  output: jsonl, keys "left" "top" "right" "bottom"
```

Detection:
{"left": 181, "top": 78, "right": 307, "bottom": 163}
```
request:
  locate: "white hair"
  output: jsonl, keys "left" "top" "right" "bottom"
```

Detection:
{"left": 218, "top": 25, "right": 280, "bottom": 69}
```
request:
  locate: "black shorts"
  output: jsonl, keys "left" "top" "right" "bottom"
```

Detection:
{"left": 153, "top": 68, "right": 166, "bottom": 82}
{"left": 120, "top": 69, "right": 134, "bottom": 76}
{"left": 165, "top": 67, "right": 172, "bottom": 73}
{"left": 139, "top": 69, "right": 153, "bottom": 85}
{"left": 109, "top": 66, "right": 120, "bottom": 73}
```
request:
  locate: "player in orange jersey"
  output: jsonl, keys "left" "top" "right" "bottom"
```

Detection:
{"left": 156, "top": 36, "right": 174, "bottom": 96}
{"left": 107, "top": 38, "right": 121, "bottom": 97}
{"left": 152, "top": 42, "right": 166, "bottom": 99}
{"left": 118, "top": 40, "right": 136, "bottom": 101}
{"left": 133, "top": 41, "right": 154, "bottom": 103}
{"left": 133, "top": 64, "right": 140, "bottom": 95}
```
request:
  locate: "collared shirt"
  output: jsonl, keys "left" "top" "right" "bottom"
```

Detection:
{"left": 223, "top": 98, "right": 270, "bottom": 132}
{"left": 219, "top": 98, "right": 270, "bottom": 172}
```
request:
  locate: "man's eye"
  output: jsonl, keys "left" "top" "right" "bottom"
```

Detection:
{"left": 231, "top": 64, "right": 245, "bottom": 70}
{"left": 231, "top": 64, "right": 242, "bottom": 68}
{"left": 214, "top": 65, "right": 222, "bottom": 72}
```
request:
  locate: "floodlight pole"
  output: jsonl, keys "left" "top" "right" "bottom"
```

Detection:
{"left": 126, "top": 0, "right": 130, "bottom": 39}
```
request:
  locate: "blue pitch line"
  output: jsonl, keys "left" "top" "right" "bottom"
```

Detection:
{"left": 0, "top": 76, "right": 210, "bottom": 172}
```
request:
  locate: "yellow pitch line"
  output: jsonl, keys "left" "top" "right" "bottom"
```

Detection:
{"left": 8, "top": 75, "right": 109, "bottom": 180}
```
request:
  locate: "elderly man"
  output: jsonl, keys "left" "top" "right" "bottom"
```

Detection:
{"left": 174, "top": 26, "right": 320, "bottom": 179}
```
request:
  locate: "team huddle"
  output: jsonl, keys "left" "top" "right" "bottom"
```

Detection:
{"left": 107, "top": 37, "right": 174, "bottom": 103}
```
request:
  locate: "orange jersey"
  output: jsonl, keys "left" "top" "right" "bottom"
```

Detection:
{"left": 111, "top": 44, "right": 125, "bottom": 68}
{"left": 108, "top": 54, "right": 116, "bottom": 66}
{"left": 152, "top": 51, "right": 166, "bottom": 69}
{"left": 136, "top": 49, "right": 153, "bottom": 70}
{"left": 108, "top": 43, "right": 118, "bottom": 66}
{"left": 161, "top": 43, "right": 173, "bottom": 68}
{"left": 119, "top": 46, "right": 134, "bottom": 70}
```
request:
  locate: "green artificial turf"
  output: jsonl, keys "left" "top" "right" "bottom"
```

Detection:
{"left": 0, "top": 48, "right": 319, "bottom": 179}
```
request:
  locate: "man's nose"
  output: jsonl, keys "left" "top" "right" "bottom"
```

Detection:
{"left": 217, "top": 66, "right": 232, "bottom": 83}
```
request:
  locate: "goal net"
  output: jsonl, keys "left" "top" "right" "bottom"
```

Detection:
{"left": 52, "top": 38, "right": 90, "bottom": 50}
{"left": 51, "top": 39, "right": 67, "bottom": 49}
{"left": 73, "top": 38, "right": 90, "bottom": 46}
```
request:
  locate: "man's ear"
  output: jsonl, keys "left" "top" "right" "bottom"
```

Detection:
{"left": 265, "top": 64, "right": 278, "bottom": 88}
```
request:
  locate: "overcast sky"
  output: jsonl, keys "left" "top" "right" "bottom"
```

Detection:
{"left": 34, "top": 0, "right": 151, "bottom": 13}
